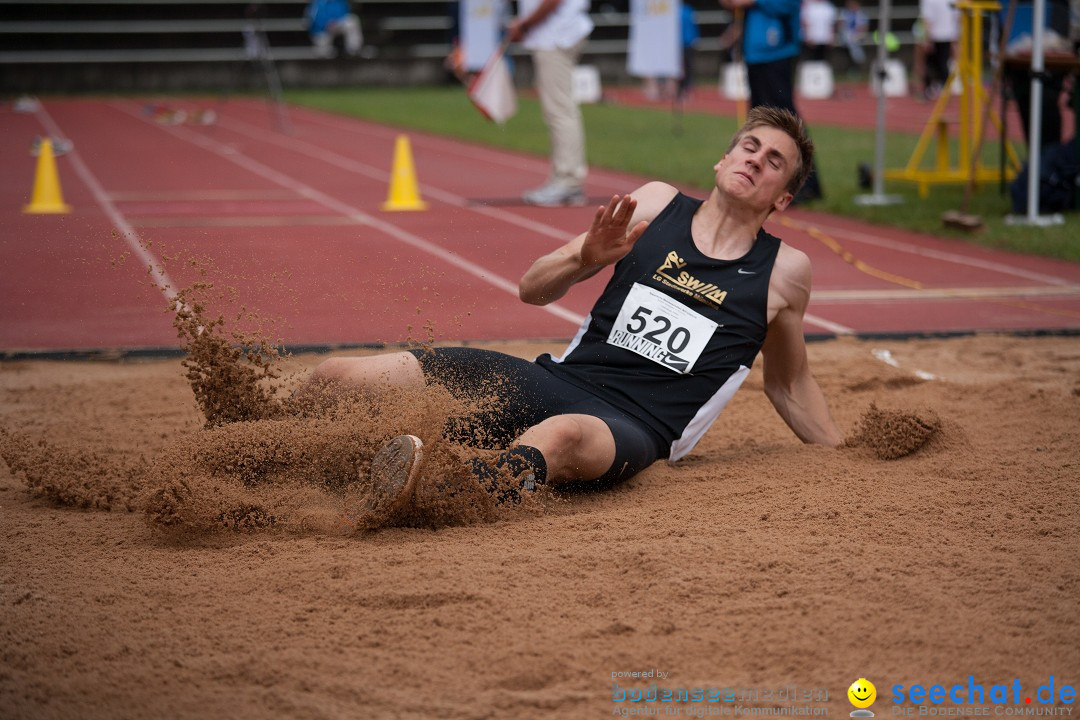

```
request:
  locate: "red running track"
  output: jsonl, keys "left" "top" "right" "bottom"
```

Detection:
{"left": 1, "top": 97, "right": 1078, "bottom": 354}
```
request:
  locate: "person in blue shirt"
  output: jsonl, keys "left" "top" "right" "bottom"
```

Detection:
{"left": 720, "top": 0, "right": 824, "bottom": 202}
{"left": 305, "top": 0, "right": 363, "bottom": 57}
{"left": 838, "top": 0, "right": 869, "bottom": 69}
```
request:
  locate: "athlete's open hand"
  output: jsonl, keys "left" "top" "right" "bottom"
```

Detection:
{"left": 579, "top": 195, "right": 650, "bottom": 269}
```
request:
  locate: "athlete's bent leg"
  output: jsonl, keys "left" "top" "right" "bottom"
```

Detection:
{"left": 464, "top": 414, "right": 614, "bottom": 504}
{"left": 516, "top": 413, "right": 616, "bottom": 485}
{"left": 365, "top": 413, "right": 624, "bottom": 519}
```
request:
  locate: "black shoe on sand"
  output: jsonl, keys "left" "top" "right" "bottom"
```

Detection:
{"left": 365, "top": 434, "right": 424, "bottom": 523}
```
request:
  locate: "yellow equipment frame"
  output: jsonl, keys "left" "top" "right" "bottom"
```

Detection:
{"left": 885, "top": 0, "right": 1023, "bottom": 196}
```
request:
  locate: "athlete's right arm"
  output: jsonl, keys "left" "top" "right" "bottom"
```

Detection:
{"left": 519, "top": 182, "right": 677, "bottom": 306}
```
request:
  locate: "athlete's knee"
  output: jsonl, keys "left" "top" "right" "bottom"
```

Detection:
{"left": 521, "top": 416, "right": 592, "bottom": 468}
{"left": 533, "top": 415, "right": 587, "bottom": 453}
{"left": 520, "top": 414, "right": 615, "bottom": 483}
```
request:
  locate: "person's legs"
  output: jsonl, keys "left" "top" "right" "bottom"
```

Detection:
{"left": 358, "top": 348, "right": 665, "bottom": 515}
{"left": 464, "top": 413, "right": 616, "bottom": 505}
{"left": 471, "top": 395, "right": 665, "bottom": 501}
{"left": 926, "top": 41, "right": 951, "bottom": 94}
{"left": 912, "top": 41, "right": 927, "bottom": 97}
{"left": 679, "top": 46, "right": 695, "bottom": 97}
{"left": 1011, "top": 68, "right": 1065, "bottom": 150}
{"left": 336, "top": 14, "right": 363, "bottom": 56}
{"left": 748, "top": 57, "right": 824, "bottom": 202}
{"left": 747, "top": 56, "right": 797, "bottom": 111}
{"left": 312, "top": 31, "right": 334, "bottom": 57}
{"left": 845, "top": 36, "right": 865, "bottom": 67}
{"left": 527, "top": 41, "right": 587, "bottom": 204}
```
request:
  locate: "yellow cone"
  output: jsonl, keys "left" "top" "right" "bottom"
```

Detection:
{"left": 23, "top": 138, "right": 72, "bottom": 214}
{"left": 381, "top": 134, "right": 427, "bottom": 211}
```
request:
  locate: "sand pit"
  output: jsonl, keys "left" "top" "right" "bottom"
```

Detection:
{"left": 2, "top": 334, "right": 1079, "bottom": 719}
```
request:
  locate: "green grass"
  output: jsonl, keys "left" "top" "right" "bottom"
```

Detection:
{"left": 285, "top": 86, "right": 1078, "bottom": 262}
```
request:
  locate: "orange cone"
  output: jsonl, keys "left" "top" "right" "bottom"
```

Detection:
{"left": 381, "top": 135, "right": 427, "bottom": 211}
{"left": 23, "top": 138, "right": 72, "bottom": 214}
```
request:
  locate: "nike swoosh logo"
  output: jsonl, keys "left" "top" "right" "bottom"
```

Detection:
{"left": 737, "top": 268, "right": 756, "bottom": 275}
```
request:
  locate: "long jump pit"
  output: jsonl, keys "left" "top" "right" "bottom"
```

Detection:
{"left": 1, "top": 301, "right": 1078, "bottom": 719}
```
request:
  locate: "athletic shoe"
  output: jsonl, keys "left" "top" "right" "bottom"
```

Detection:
{"left": 30, "top": 136, "right": 73, "bottom": 157}
{"left": 365, "top": 434, "right": 424, "bottom": 523}
{"left": 522, "top": 184, "right": 587, "bottom": 207}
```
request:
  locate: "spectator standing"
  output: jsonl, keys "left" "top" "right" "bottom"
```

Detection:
{"left": 305, "top": 0, "right": 363, "bottom": 57}
{"left": 720, "top": 0, "right": 825, "bottom": 202}
{"left": 1002, "top": 0, "right": 1073, "bottom": 150}
{"left": 918, "top": 0, "right": 959, "bottom": 98}
{"left": 509, "top": 0, "right": 595, "bottom": 207}
{"left": 838, "top": 0, "right": 869, "bottom": 68}
{"left": 802, "top": 0, "right": 838, "bottom": 62}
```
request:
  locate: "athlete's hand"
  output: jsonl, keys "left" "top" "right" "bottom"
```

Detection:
{"left": 578, "top": 195, "right": 650, "bottom": 269}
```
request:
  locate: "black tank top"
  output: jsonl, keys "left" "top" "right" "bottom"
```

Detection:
{"left": 536, "top": 192, "right": 781, "bottom": 460}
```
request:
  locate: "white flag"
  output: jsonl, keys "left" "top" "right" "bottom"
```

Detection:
{"left": 468, "top": 48, "right": 517, "bottom": 124}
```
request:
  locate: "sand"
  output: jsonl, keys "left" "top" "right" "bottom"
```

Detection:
{"left": 2, "top": 333, "right": 1079, "bottom": 719}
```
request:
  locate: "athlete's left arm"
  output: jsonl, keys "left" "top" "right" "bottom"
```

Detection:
{"left": 759, "top": 250, "right": 844, "bottom": 446}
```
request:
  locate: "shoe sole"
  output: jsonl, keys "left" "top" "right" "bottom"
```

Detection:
{"left": 523, "top": 198, "right": 586, "bottom": 208}
{"left": 365, "top": 434, "right": 424, "bottom": 521}
{"left": 522, "top": 192, "right": 587, "bottom": 208}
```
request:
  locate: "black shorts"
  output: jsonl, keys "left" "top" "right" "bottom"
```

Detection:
{"left": 408, "top": 347, "right": 667, "bottom": 484}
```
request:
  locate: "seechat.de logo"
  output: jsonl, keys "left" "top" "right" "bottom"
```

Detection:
{"left": 891, "top": 676, "right": 1076, "bottom": 716}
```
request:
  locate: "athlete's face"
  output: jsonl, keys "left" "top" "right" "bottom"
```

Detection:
{"left": 714, "top": 126, "right": 798, "bottom": 214}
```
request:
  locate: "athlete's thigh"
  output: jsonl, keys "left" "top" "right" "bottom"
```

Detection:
{"left": 315, "top": 351, "right": 424, "bottom": 389}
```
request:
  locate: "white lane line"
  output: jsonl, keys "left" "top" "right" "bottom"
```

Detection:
{"left": 111, "top": 102, "right": 586, "bottom": 328}
{"left": 787, "top": 215, "right": 1077, "bottom": 287}
{"left": 34, "top": 103, "right": 178, "bottom": 304}
{"left": 804, "top": 313, "right": 856, "bottom": 335}
{"left": 872, "top": 348, "right": 938, "bottom": 380}
{"left": 108, "top": 189, "right": 297, "bottom": 202}
{"left": 130, "top": 215, "right": 358, "bottom": 228}
{"left": 214, "top": 114, "right": 574, "bottom": 242}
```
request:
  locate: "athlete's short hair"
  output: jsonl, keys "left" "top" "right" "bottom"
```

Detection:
{"left": 726, "top": 106, "right": 814, "bottom": 196}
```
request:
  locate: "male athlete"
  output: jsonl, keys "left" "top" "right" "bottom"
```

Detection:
{"left": 313, "top": 106, "right": 843, "bottom": 523}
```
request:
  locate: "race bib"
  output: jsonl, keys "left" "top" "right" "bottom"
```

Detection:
{"left": 607, "top": 283, "right": 717, "bottom": 374}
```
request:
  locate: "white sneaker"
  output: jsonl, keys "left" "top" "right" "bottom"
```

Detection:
{"left": 522, "top": 184, "right": 586, "bottom": 207}
{"left": 365, "top": 434, "right": 424, "bottom": 523}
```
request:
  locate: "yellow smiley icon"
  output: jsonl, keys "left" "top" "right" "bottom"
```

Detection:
{"left": 848, "top": 679, "right": 877, "bottom": 709}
